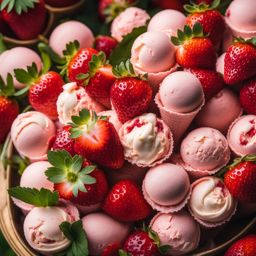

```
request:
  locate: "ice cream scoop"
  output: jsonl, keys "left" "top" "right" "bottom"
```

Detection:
{"left": 49, "top": 21, "right": 95, "bottom": 56}
{"left": 150, "top": 210, "right": 200, "bottom": 255}
{"left": 143, "top": 163, "right": 191, "bottom": 212}
{"left": 188, "top": 177, "right": 237, "bottom": 228}
{"left": 82, "top": 213, "right": 131, "bottom": 255}
{"left": 0, "top": 47, "right": 42, "bottom": 89}
{"left": 111, "top": 7, "right": 150, "bottom": 42}
{"left": 180, "top": 127, "right": 230, "bottom": 176}
{"left": 98, "top": 110, "right": 122, "bottom": 132}
{"left": 148, "top": 9, "right": 186, "bottom": 37}
{"left": 227, "top": 115, "right": 256, "bottom": 156}
{"left": 13, "top": 161, "right": 54, "bottom": 214}
{"left": 23, "top": 204, "right": 79, "bottom": 255}
{"left": 195, "top": 89, "right": 242, "bottom": 134}
{"left": 57, "top": 82, "right": 105, "bottom": 125}
{"left": 119, "top": 113, "right": 173, "bottom": 167}
{"left": 11, "top": 111, "right": 56, "bottom": 162}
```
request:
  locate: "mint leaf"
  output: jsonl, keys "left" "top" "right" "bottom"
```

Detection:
{"left": 8, "top": 187, "right": 58, "bottom": 207}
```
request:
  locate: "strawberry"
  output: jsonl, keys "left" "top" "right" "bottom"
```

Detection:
{"left": 46, "top": 150, "right": 109, "bottom": 206}
{"left": 14, "top": 61, "right": 64, "bottom": 120}
{"left": 77, "top": 51, "right": 116, "bottom": 108}
{"left": 240, "top": 78, "right": 256, "bottom": 115}
{"left": 0, "top": 74, "right": 19, "bottom": 143}
{"left": 101, "top": 242, "right": 122, "bottom": 256}
{"left": 196, "top": 0, "right": 213, "bottom": 3}
{"left": 223, "top": 155, "right": 256, "bottom": 203}
{"left": 188, "top": 68, "right": 224, "bottom": 100}
{"left": 95, "top": 36, "right": 118, "bottom": 58}
{"left": 171, "top": 22, "right": 217, "bottom": 69}
{"left": 0, "top": 12, "right": 9, "bottom": 34}
{"left": 70, "top": 109, "right": 124, "bottom": 169}
{"left": 225, "top": 234, "right": 256, "bottom": 256}
{"left": 102, "top": 180, "right": 151, "bottom": 222}
{"left": 0, "top": 0, "right": 47, "bottom": 40}
{"left": 152, "top": 0, "right": 183, "bottom": 11}
{"left": 184, "top": 0, "right": 225, "bottom": 46}
{"left": 224, "top": 38, "right": 256, "bottom": 85}
{"left": 111, "top": 60, "right": 152, "bottom": 123}
{"left": 45, "top": 0, "right": 79, "bottom": 7}
{"left": 51, "top": 126, "right": 75, "bottom": 156}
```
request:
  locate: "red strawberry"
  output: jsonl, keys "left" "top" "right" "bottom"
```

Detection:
{"left": 95, "top": 36, "right": 118, "bottom": 58}
{"left": 15, "top": 63, "right": 64, "bottom": 120}
{"left": 185, "top": 0, "right": 225, "bottom": 46}
{"left": 0, "top": 12, "right": 9, "bottom": 34}
{"left": 102, "top": 180, "right": 151, "bottom": 222}
{"left": 0, "top": 0, "right": 47, "bottom": 40}
{"left": 51, "top": 126, "right": 75, "bottom": 155}
{"left": 224, "top": 38, "right": 256, "bottom": 85}
{"left": 196, "top": 0, "right": 213, "bottom": 3}
{"left": 225, "top": 234, "right": 256, "bottom": 256}
{"left": 188, "top": 68, "right": 224, "bottom": 100}
{"left": 70, "top": 109, "right": 124, "bottom": 169}
{"left": 45, "top": 0, "right": 79, "bottom": 7}
{"left": 224, "top": 155, "right": 256, "bottom": 203}
{"left": 101, "top": 242, "right": 122, "bottom": 256}
{"left": 171, "top": 22, "right": 217, "bottom": 69}
{"left": 0, "top": 74, "right": 19, "bottom": 143}
{"left": 240, "top": 78, "right": 256, "bottom": 115}
{"left": 46, "top": 150, "right": 109, "bottom": 206}
{"left": 111, "top": 60, "right": 152, "bottom": 123}
{"left": 152, "top": 0, "right": 183, "bottom": 11}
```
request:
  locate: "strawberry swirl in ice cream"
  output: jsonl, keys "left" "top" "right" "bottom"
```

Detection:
{"left": 119, "top": 113, "right": 173, "bottom": 167}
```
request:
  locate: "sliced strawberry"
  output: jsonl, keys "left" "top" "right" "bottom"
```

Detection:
{"left": 95, "top": 35, "right": 118, "bottom": 58}
{"left": 240, "top": 78, "right": 256, "bottom": 115}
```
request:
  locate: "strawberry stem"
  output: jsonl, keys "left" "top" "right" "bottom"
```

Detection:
{"left": 184, "top": 0, "right": 220, "bottom": 13}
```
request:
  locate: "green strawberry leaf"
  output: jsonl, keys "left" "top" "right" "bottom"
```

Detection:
{"left": 0, "top": 0, "right": 39, "bottom": 15}
{"left": 0, "top": 34, "right": 7, "bottom": 54}
{"left": 118, "top": 250, "right": 131, "bottom": 256}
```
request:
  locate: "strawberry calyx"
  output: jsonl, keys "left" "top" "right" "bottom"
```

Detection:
{"left": 171, "top": 22, "right": 207, "bottom": 46}
{"left": 234, "top": 37, "right": 256, "bottom": 48}
{"left": 0, "top": 0, "right": 39, "bottom": 15}
{"left": 118, "top": 250, "right": 131, "bottom": 256}
{"left": 0, "top": 73, "right": 16, "bottom": 98}
{"left": 45, "top": 150, "right": 97, "bottom": 197}
{"left": 184, "top": 0, "right": 220, "bottom": 14}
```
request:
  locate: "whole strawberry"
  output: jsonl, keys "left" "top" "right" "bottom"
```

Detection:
{"left": 188, "top": 68, "right": 224, "bottom": 100}
{"left": 46, "top": 150, "right": 109, "bottom": 206}
{"left": 101, "top": 242, "right": 122, "bottom": 256}
{"left": 171, "top": 22, "right": 217, "bottom": 69}
{"left": 224, "top": 155, "right": 256, "bottom": 203}
{"left": 224, "top": 38, "right": 256, "bottom": 85}
{"left": 0, "top": 0, "right": 47, "bottom": 40}
{"left": 152, "top": 0, "right": 183, "bottom": 11}
{"left": 102, "top": 179, "right": 151, "bottom": 222}
{"left": 0, "top": 74, "right": 19, "bottom": 143}
{"left": 225, "top": 234, "right": 256, "bottom": 256}
{"left": 184, "top": 0, "right": 225, "bottom": 46}
{"left": 95, "top": 35, "right": 118, "bottom": 58}
{"left": 70, "top": 109, "right": 124, "bottom": 169}
{"left": 240, "top": 78, "right": 256, "bottom": 115}
{"left": 111, "top": 60, "right": 152, "bottom": 123}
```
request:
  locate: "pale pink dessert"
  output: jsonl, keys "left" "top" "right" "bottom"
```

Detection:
{"left": 216, "top": 53, "right": 226, "bottom": 75}
{"left": 0, "top": 47, "right": 42, "bottom": 89}
{"left": 11, "top": 111, "right": 56, "bottom": 162}
{"left": 227, "top": 115, "right": 256, "bottom": 156}
{"left": 49, "top": 21, "right": 94, "bottom": 56}
{"left": 13, "top": 161, "right": 54, "bottom": 214}
{"left": 82, "top": 213, "right": 131, "bottom": 255}
{"left": 195, "top": 89, "right": 242, "bottom": 134}
{"left": 23, "top": 204, "right": 79, "bottom": 255}
{"left": 111, "top": 7, "right": 150, "bottom": 42}
{"left": 98, "top": 110, "right": 122, "bottom": 132}
{"left": 57, "top": 82, "right": 105, "bottom": 125}
{"left": 148, "top": 9, "right": 186, "bottom": 37}
{"left": 119, "top": 113, "right": 173, "bottom": 167}
{"left": 131, "top": 31, "right": 177, "bottom": 90}
{"left": 179, "top": 127, "right": 230, "bottom": 177}
{"left": 150, "top": 211, "right": 200, "bottom": 255}
{"left": 188, "top": 177, "right": 237, "bottom": 228}
{"left": 143, "top": 163, "right": 191, "bottom": 213}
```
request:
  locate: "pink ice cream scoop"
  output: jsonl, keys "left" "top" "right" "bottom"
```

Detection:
{"left": 188, "top": 177, "right": 237, "bottom": 228}
{"left": 142, "top": 163, "right": 191, "bottom": 213}
{"left": 11, "top": 111, "right": 56, "bottom": 162}
{"left": 0, "top": 47, "right": 42, "bottom": 89}
{"left": 98, "top": 110, "right": 122, "bottom": 132}
{"left": 82, "top": 213, "right": 131, "bottom": 255}
{"left": 23, "top": 204, "right": 79, "bottom": 255}
{"left": 111, "top": 7, "right": 150, "bottom": 42}
{"left": 195, "top": 89, "right": 242, "bottom": 134}
{"left": 57, "top": 82, "right": 105, "bottom": 125}
{"left": 148, "top": 9, "right": 186, "bottom": 37}
{"left": 119, "top": 113, "right": 173, "bottom": 167}
{"left": 150, "top": 210, "right": 200, "bottom": 255}
{"left": 227, "top": 115, "right": 256, "bottom": 156}
{"left": 49, "top": 21, "right": 95, "bottom": 57}
{"left": 13, "top": 161, "right": 54, "bottom": 214}
{"left": 180, "top": 127, "right": 230, "bottom": 175}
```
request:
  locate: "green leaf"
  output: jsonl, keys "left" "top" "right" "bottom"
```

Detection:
{"left": 76, "top": 73, "right": 89, "bottom": 80}
{"left": 70, "top": 155, "right": 83, "bottom": 173}
{"left": 80, "top": 166, "right": 96, "bottom": 175}
{"left": 13, "top": 86, "right": 29, "bottom": 97}
{"left": 79, "top": 174, "right": 96, "bottom": 185}
{"left": 8, "top": 187, "right": 58, "bottom": 207}
{"left": 118, "top": 250, "right": 131, "bottom": 256}
{"left": 47, "top": 150, "right": 71, "bottom": 169}
{"left": 158, "top": 245, "right": 171, "bottom": 255}
{"left": 0, "top": 34, "right": 7, "bottom": 54}
{"left": 0, "top": 0, "right": 39, "bottom": 14}
{"left": 45, "top": 167, "right": 67, "bottom": 183}
{"left": 14, "top": 66, "right": 35, "bottom": 85}
{"left": 193, "top": 22, "right": 203, "bottom": 37}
